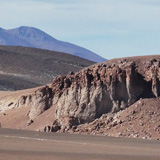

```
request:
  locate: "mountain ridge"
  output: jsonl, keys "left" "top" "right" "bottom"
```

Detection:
{"left": 0, "top": 26, "right": 106, "bottom": 62}
{"left": 0, "top": 45, "right": 95, "bottom": 91}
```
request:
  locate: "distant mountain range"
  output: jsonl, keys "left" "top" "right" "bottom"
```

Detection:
{"left": 0, "top": 26, "right": 106, "bottom": 62}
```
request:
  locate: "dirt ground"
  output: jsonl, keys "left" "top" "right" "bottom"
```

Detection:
{"left": 0, "top": 128, "right": 160, "bottom": 160}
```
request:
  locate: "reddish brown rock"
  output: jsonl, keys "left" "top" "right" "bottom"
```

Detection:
{"left": 0, "top": 55, "right": 160, "bottom": 139}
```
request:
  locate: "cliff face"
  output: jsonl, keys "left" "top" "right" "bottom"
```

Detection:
{"left": 49, "top": 56, "right": 160, "bottom": 130}
{"left": 1, "top": 55, "right": 160, "bottom": 135}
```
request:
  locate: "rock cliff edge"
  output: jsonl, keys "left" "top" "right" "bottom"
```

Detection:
{"left": 0, "top": 55, "right": 160, "bottom": 139}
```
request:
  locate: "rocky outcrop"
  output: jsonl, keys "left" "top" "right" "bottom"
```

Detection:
{"left": 1, "top": 55, "right": 160, "bottom": 135}
{"left": 28, "top": 86, "right": 53, "bottom": 119}
{"left": 0, "top": 86, "right": 53, "bottom": 120}
{"left": 49, "top": 56, "right": 160, "bottom": 131}
{"left": 69, "top": 98, "right": 160, "bottom": 140}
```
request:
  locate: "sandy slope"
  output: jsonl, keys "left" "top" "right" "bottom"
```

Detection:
{"left": 73, "top": 98, "right": 160, "bottom": 140}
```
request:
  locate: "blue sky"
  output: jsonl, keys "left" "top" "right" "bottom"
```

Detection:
{"left": 0, "top": 0, "right": 160, "bottom": 59}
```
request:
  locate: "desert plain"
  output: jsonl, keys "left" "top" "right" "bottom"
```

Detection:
{"left": 0, "top": 128, "right": 160, "bottom": 160}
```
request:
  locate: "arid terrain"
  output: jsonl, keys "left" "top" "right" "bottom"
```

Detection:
{"left": 1, "top": 1, "right": 159, "bottom": 160}
{"left": 0, "top": 55, "right": 160, "bottom": 141}
{"left": 0, "top": 128, "right": 160, "bottom": 160}
{"left": 0, "top": 45, "right": 94, "bottom": 91}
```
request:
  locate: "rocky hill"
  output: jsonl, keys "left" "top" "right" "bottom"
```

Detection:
{"left": 0, "top": 55, "right": 160, "bottom": 140}
{"left": 0, "top": 26, "right": 106, "bottom": 62}
{"left": 0, "top": 45, "right": 94, "bottom": 91}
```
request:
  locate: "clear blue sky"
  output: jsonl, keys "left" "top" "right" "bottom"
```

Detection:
{"left": 0, "top": 0, "right": 160, "bottom": 59}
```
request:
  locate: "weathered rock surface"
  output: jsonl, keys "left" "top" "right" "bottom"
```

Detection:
{"left": 0, "top": 55, "right": 160, "bottom": 139}
{"left": 69, "top": 98, "right": 160, "bottom": 140}
{"left": 50, "top": 56, "right": 160, "bottom": 129}
{"left": 0, "top": 86, "right": 53, "bottom": 120}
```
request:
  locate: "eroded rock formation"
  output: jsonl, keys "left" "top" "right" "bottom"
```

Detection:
{"left": 49, "top": 57, "right": 160, "bottom": 130}
{"left": 1, "top": 56, "right": 160, "bottom": 134}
